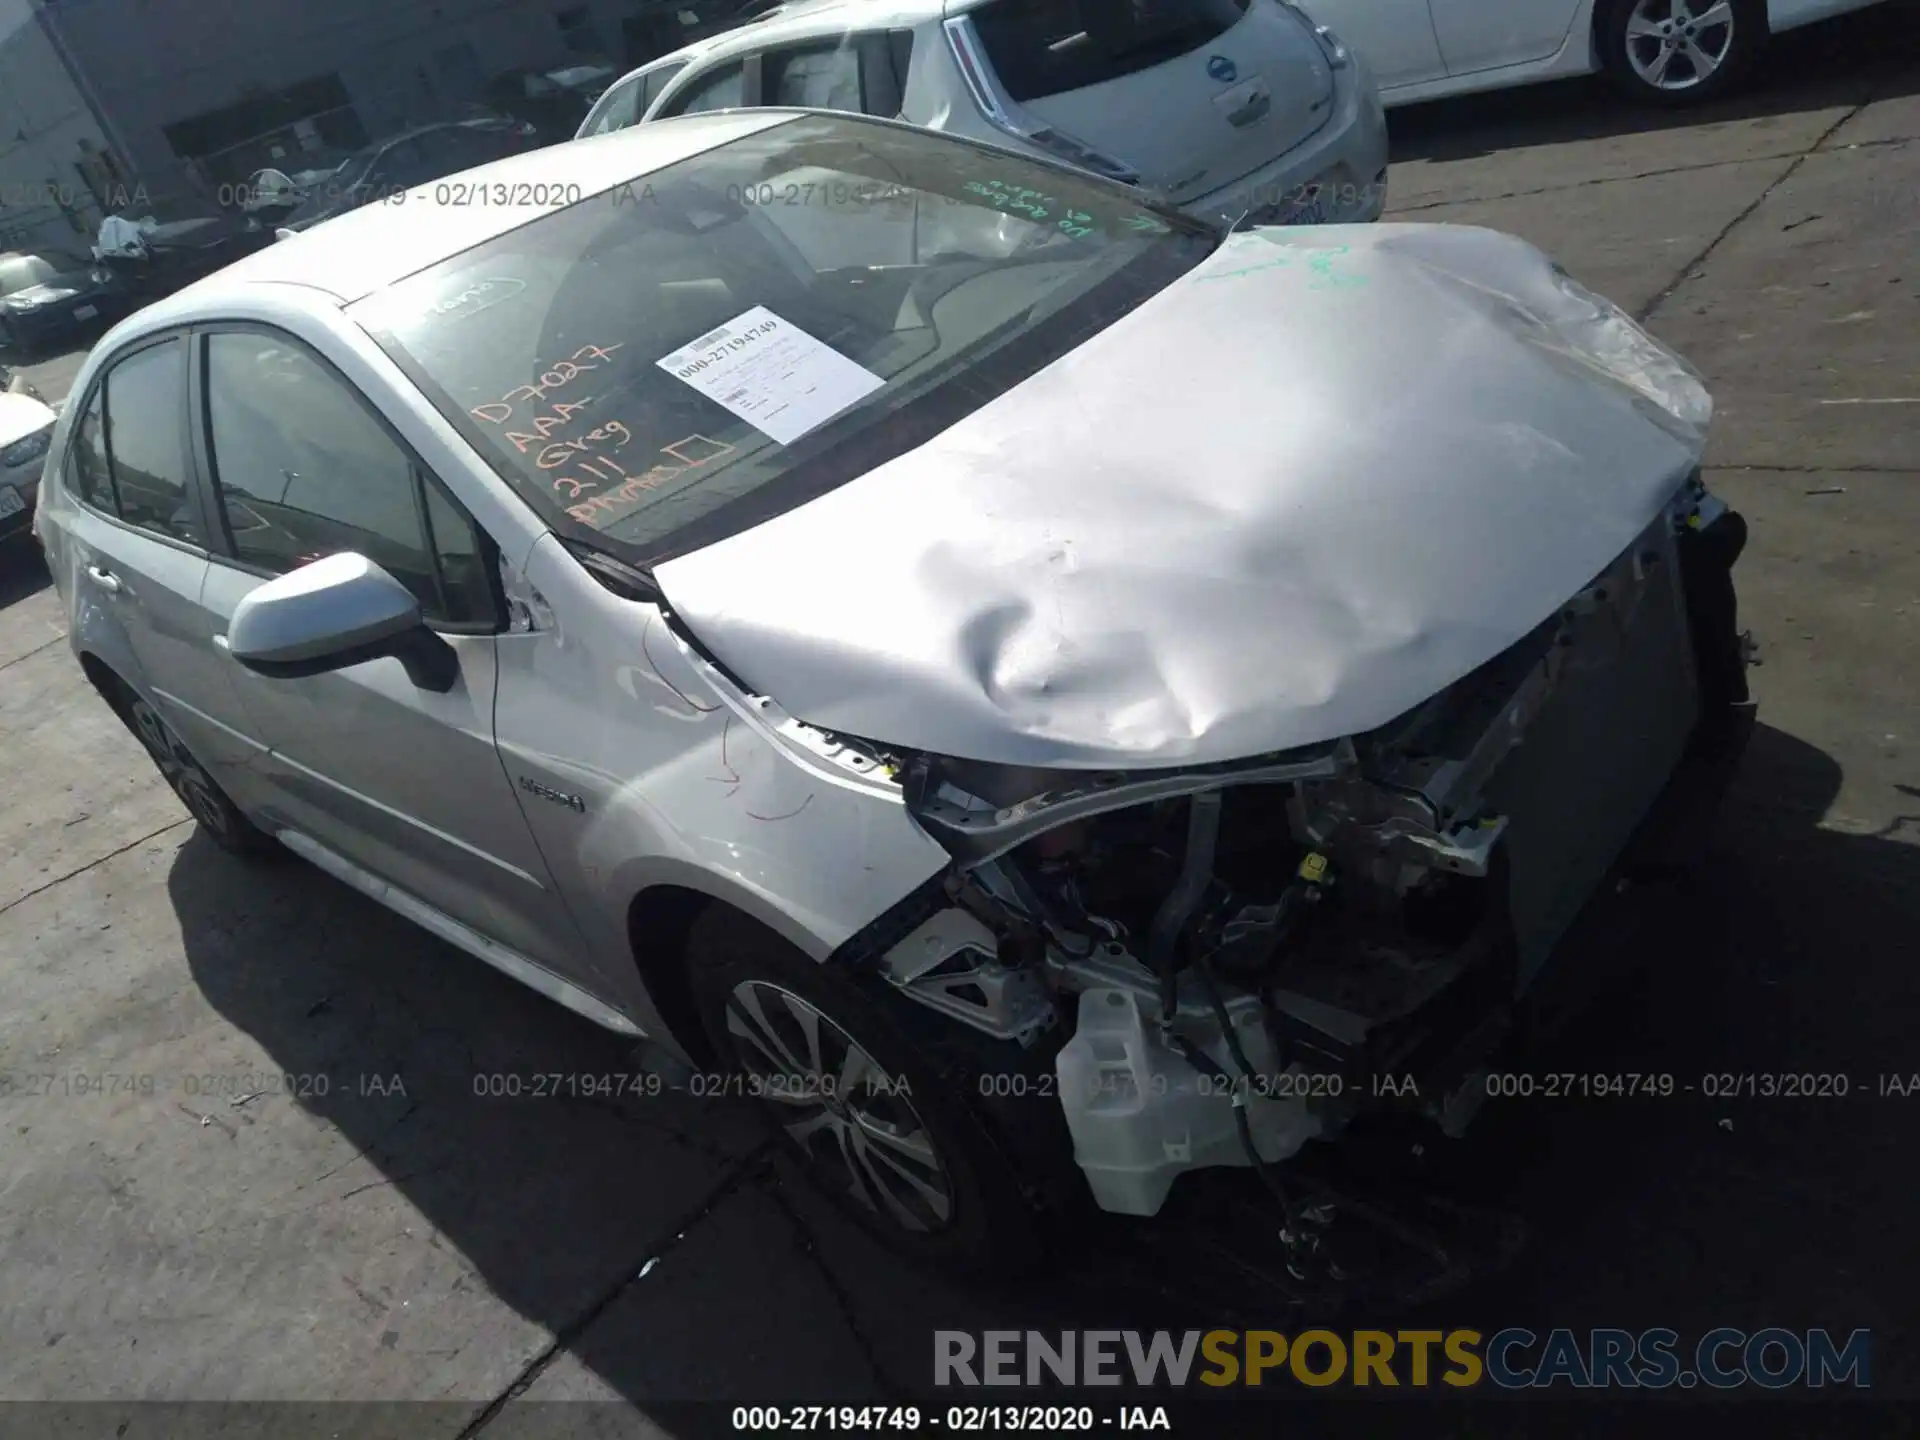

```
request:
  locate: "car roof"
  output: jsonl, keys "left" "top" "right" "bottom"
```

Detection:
{"left": 138, "top": 109, "right": 797, "bottom": 315}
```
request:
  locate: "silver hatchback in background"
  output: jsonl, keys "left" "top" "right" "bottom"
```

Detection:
{"left": 580, "top": 0, "right": 1390, "bottom": 227}
{"left": 37, "top": 111, "right": 1752, "bottom": 1281}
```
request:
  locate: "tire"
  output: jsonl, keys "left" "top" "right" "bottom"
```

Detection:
{"left": 685, "top": 904, "right": 1045, "bottom": 1276}
{"left": 120, "top": 689, "right": 280, "bottom": 858}
{"left": 1597, "top": 0, "right": 1766, "bottom": 107}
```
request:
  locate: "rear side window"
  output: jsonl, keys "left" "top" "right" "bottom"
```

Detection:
{"left": 101, "top": 340, "right": 201, "bottom": 545}
{"left": 661, "top": 62, "right": 745, "bottom": 116}
{"left": 581, "top": 74, "right": 646, "bottom": 135}
{"left": 641, "top": 61, "right": 689, "bottom": 113}
{"left": 67, "top": 388, "right": 113, "bottom": 511}
{"left": 766, "top": 44, "right": 864, "bottom": 112}
{"left": 971, "top": 0, "right": 1250, "bottom": 101}
{"left": 201, "top": 331, "right": 493, "bottom": 626}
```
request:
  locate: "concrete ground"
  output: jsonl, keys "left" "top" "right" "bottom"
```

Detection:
{"left": 2, "top": 4, "right": 1917, "bottom": 1429}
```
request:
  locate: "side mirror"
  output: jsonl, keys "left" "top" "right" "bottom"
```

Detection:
{"left": 227, "top": 552, "right": 459, "bottom": 692}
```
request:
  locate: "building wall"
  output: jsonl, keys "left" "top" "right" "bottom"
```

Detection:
{"left": 0, "top": 0, "right": 117, "bottom": 254}
{"left": 32, "top": 0, "right": 691, "bottom": 199}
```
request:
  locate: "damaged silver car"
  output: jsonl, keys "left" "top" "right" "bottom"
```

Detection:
{"left": 38, "top": 109, "right": 1754, "bottom": 1277}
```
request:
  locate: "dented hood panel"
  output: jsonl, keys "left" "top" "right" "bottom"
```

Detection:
{"left": 653, "top": 223, "right": 1713, "bottom": 770}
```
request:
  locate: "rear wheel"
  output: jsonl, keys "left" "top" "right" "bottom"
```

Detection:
{"left": 1597, "top": 0, "right": 1765, "bottom": 106}
{"left": 685, "top": 905, "right": 1044, "bottom": 1276}
{"left": 121, "top": 691, "right": 279, "bottom": 857}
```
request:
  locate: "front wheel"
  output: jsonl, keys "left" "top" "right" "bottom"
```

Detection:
{"left": 1597, "top": 0, "right": 1766, "bottom": 106}
{"left": 123, "top": 692, "right": 279, "bottom": 858}
{"left": 685, "top": 905, "right": 1044, "bottom": 1276}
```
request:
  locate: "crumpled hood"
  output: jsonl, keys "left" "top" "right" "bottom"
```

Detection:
{"left": 653, "top": 223, "right": 1713, "bottom": 770}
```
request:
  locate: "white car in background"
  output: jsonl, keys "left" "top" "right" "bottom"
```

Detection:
{"left": 578, "top": 0, "right": 1391, "bottom": 227}
{"left": 0, "top": 385, "right": 57, "bottom": 545}
{"left": 1296, "top": 0, "right": 1891, "bottom": 107}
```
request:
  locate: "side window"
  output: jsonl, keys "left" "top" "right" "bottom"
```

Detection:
{"left": 67, "top": 386, "right": 114, "bottom": 512}
{"left": 201, "top": 332, "right": 494, "bottom": 626}
{"left": 102, "top": 339, "right": 201, "bottom": 545}
{"left": 659, "top": 62, "right": 744, "bottom": 117}
{"left": 581, "top": 74, "right": 646, "bottom": 135}
{"left": 765, "top": 43, "right": 864, "bottom": 112}
{"left": 640, "top": 61, "right": 689, "bottom": 115}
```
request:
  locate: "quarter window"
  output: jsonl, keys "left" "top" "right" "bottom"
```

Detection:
{"left": 101, "top": 339, "right": 201, "bottom": 545}
{"left": 201, "top": 331, "right": 493, "bottom": 626}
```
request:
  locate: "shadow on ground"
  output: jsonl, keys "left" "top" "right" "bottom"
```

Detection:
{"left": 1387, "top": 0, "right": 1919, "bottom": 163}
{"left": 163, "top": 718, "right": 1920, "bottom": 1414}
{"left": 0, "top": 541, "right": 52, "bottom": 611}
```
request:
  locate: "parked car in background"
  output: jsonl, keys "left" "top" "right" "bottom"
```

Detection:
{"left": 485, "top": 62, "right": 623, "bottom": 142}
{"left": 239, "top": 148, "right": 364, "bottom": 221}
{"left": 273, "top": 116, "right": 545, "bottom": 236}
{"left": 578, "top": 0, "right": 1390, "bottom": 227}
{"left": 93, "top": 194, "right": 279, "bottom": 301}
{"left": 1296, "top": 0, "right": 1892, "bottom": 107}
{"left": 36, "top": 110, "right": 1754, "bottom": 1276}
{"left": 0, "top": 383, "right": 57, "bottom": 543}
{"left": 0, "top": 249, "right": 134, "bottom": 358}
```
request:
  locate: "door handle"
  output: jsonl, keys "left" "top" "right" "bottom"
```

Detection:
{"left": 86, "top": 565, "right": 122, "bottom": 595}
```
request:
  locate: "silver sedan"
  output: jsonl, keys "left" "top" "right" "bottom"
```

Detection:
{"left": 37, "top": 110, "right": 1754, "bottom": 1276}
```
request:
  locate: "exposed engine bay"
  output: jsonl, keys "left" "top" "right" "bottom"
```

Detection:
{"left": 865, "top": 475, "right": 1754, "bottom": 1225}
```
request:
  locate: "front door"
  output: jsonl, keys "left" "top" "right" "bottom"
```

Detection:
{"left": 188, "top": 325, "right": 588, "bottom": 970}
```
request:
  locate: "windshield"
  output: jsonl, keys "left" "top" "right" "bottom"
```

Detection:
{"left": 354, "top": 114, "right": 1214, "bottom": 566}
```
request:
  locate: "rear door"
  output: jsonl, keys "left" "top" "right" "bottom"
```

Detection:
{"left": 1294, "top": 0, "right": 1448, "bottom": 89}
{"left": 188, "top": 324, "right": 588, "bottom": 970}
{"left": 1428, "top": 0, "right": 1584, "bottom": 74}
{"left": 56, "top": 337, "right": 265, "bottom": 791}
{"left": 957, "top": 0, "right": 1336, "bottom": 207}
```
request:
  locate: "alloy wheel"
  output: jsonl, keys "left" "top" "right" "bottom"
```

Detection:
{"left": 724, "top": 980, "right": 954, "bottom": 1233}
{"left": 1625, "top": 0, "right": 1736, "bottom": 91}
{"left": 130, "top": 698, "right": 231, "bottom": 838}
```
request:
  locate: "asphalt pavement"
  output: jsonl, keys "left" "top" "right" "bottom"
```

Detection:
{"left": 1, "top": 5, "right": 1916, "bottom": 1431}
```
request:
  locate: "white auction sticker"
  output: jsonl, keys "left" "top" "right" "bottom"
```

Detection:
{"left": 655, "top": 305, "right": 884, "bottom": 445}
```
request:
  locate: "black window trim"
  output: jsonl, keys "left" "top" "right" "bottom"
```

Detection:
{"left": 63, "top": 329, "right": 218, "bottom": 559}
{"left": 184, "top": 320, "right": 509, "bottom": 636}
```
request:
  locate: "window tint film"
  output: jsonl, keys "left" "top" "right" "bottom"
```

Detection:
{"left": 971, "top": 0, "right": 1251, "bottom": 102}
{"left": 355, "top": 113, "right": 1213, "bottom": 566}
{"left": 103, "top": 340, "right": 199, "bottom": 544}
{"left": 202, "top": 332, "right": 488, "bottom": 623}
